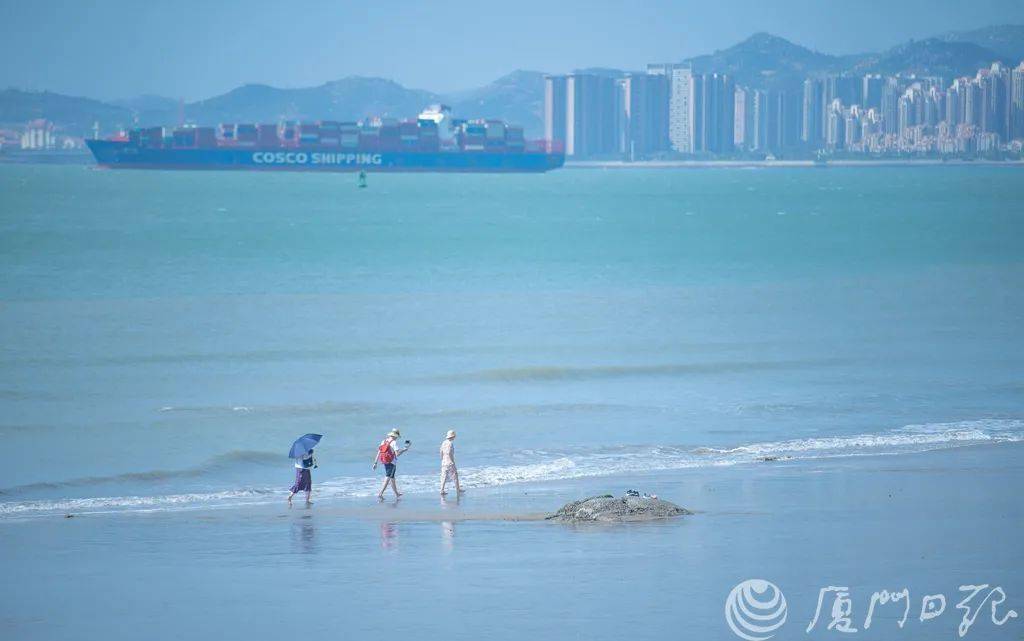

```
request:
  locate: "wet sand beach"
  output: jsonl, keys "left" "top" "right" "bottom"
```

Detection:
{"left": 3, "top": 443, "right": 1022, "bottom": 640}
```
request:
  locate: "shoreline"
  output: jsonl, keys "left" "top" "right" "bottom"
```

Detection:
{"left": 4, "top": 441, "right": 1019, "bottom": 524}
{"left": 3, "top": 442, "right": 1021, "bottom": 639}
{"left": 566, "top": 158, "right": 1024, "bottom": 169}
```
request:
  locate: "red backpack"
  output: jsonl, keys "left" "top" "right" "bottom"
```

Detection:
{"left": 378, "top": 439, "right": 395, "bottom": 464}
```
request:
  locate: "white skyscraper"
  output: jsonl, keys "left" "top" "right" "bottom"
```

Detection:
{"left": 668, "top": 65, "right": 698, "bottom": 153}
{"left": 1011, "top": 62, "right": 1024, "bottom": 141}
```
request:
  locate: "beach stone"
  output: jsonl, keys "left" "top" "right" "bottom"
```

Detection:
{"left": 547, "top": 494, "right": 691, "bottom": 523}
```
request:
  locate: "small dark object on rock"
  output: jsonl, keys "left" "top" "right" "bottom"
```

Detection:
{"left": 625, "top": 489, "right": 640, "bottom": 497}
{"left": 547, "top": 493, "right": 691, "bottom": 523}
{"left": 761, "top": 456, "right": 779, "bottom": 462}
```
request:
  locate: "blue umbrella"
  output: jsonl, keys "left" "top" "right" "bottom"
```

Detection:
{"left": 288, "top": 434, "right": 322, "bottom": 459}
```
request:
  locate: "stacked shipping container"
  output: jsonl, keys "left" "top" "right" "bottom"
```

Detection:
{"left": 257, "top": 124, "right": 279, "bottom": 146}
{"left": 135, "top": 114, "right": 535, "bottom": 153}
{"left": 235, "top": 124, "right": 258, "bottom": 146}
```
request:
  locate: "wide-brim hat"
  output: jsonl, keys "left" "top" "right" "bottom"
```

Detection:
{"left": 388, "top": 429, "right": 401, "bottom": 438}
{"left": 446, "top": 429, "right": 456, "bottom": 439}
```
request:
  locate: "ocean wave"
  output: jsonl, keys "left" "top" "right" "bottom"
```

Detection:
{"left": 1, "top": 419, "right": 1019, "bottom": 518}
{"left": 415, "top": 403, "right": 641, "bottom": 418}
{"left": 695, "top": 422, "right": 1022, "bottom": 457}
{"left": 154, "top": 401, "right": 645, "bottom": 420}
{"left": 0, "top": 489, "right": 275, "bottom": 515}
{"left": 156, "top": 402, "right": 386, "bottom": 417}
{"left": 8, "top": 345, "right": 516, "bottom": 368}
{"left": 428, "top": 358, "right": 846, "bottom": 383}
{"left": 0, "top": 389, "right": 58, "bottom": 401}
{"left": 897, "top": 419, "right": 1024, "bottom": 435}
{"left": 0, "top": 450, "right": 282, "bottom": 495}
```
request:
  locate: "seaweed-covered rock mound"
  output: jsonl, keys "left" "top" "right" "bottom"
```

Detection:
{"left": 546, "top": 494, "right": 691, "bottom": 523}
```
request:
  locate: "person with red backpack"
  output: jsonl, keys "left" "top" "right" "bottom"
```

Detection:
{"left": 372, "top": 428, "right": 409, "bottom": 499}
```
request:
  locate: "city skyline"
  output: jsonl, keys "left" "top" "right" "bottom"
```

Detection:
{"left": 544, "top": 58, "right": 1024, "bottom": 160}
{"left": 3, "top": 1, "right": 1024, "bottom": 101}
{"left": 4, "top": 15, "right": 1024, "bottom": 161}
{"left": 7, "top": 50, "right": 1024, "bottom": 161}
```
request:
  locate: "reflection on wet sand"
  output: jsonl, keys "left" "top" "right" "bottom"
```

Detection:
{"left": 442, "top": 520, "right": 455, "bottom": 550}
{"left": 380, "top": 521, "right": 398, "bottom": 550}
{"left": 291, "top": 512, "right": 316, "bottom": 555}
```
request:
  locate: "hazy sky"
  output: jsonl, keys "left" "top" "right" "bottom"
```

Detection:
{"left": 2, "top": 0, "right": 1022, "bottom": 101}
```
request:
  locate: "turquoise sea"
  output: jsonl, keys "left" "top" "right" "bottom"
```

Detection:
{"left": 1, "top": 164, "right": 1022, "bottom": 639}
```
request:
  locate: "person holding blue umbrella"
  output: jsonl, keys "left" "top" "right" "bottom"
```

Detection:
{"left": 287, "top": 434, "right": 321, "bottom": 505}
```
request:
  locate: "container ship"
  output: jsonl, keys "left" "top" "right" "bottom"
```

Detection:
{"left": 87, "top": 105, "right": 564, "bottom": 173}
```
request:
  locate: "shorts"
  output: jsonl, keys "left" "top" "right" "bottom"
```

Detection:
{"left": 383, "top": 463, "right": 396, "bottom": 478}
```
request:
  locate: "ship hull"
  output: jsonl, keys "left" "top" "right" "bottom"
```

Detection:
{"left": 87, "top": 140, "right": 564, "bottom": 173}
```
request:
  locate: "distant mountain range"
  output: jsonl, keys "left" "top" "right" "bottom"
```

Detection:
{"left": 446, "top": 70, "right": 546, "bottom": 136}
{"left": 683, "top": 27, "right": 1021, "bottom": 90}
{"left": 186, "top": 77, "right": 439, "bottom": 125}
{"left": 0, "top": 90, "right": 132, "bottom": 135}
{"left": 2, "top": 25, "right": 1021, "bottom": 139}
{"left": 938, "top": 24, "right": 1024, "bottom": 61}
{"left": 685, "top": 32, "right": 855, "bottom": 89}
{"left": 848, "top": 38, "right": 1011, "bottom": 79}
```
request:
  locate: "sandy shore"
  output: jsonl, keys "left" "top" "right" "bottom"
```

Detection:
{"left": 3, "top": 443, "right": 1022, "bottom": 640}
{"left": 280, "top": 505, "right": 551, "bottom": 522}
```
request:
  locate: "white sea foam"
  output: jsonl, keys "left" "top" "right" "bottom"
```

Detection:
{"left": 2, "top": 419, "right": 1020, "bottom": 518}
{"left": 700, "top": 420, "right": 1022, "bottom": 457}
{"left": 0, "top": 489, "right": 273, "bottom": 516}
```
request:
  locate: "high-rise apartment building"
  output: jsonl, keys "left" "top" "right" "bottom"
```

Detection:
{"left": 667, "top": 65, "right": 700, "bottom": 153}
{"left": 924, "top": 86, "right": 944, "bottom": 127}
{"left": 543, "top": 75, "right": 568, "bottom": 145}
{"left": 946, "top": 77, "right": 970, "bottom": 126}
{"left": 863, "top": 75, "right": 884, "bottom": 111}
{"left": 825, "top": 99, "right": 845, "bottom": 150}
{"left": 747, "top": 88, "right": 795, "bottom": 154}
{"left": 745, "top": 88, "right": 794, "bottom": 154}
{"left": 564, "top": 73, "right": 618, "bottom": 157}
{"left": 734, "top": 86, "right": 752, "bottom": 149}
{"left": 881, "top": 78, "right": 901, "bottom": 135}
{"left": 801, "top": 79, "right": 824, "bottom": 145}
{"left": 662, "top": 66, "right": 737, "bottom": 155}
{"left": 984, "top": 63, "right": 1010, "bottom": 141}
{"left": 844, "top": 105, "right": 863, "bottom": 148}
{"left": 823, "top": 76, "right": 861, "bottom": 127}
{"left": 620, "top": 70, "right": 670, "bottom": 158}
{"left": 898, "top": 87, "right": 923, "bottom": 138}
{"left": 965, "top": 79, "right": 983, "bottom": 127}
{"left": 1012, "top": 62, "right": 1024, "bottom": 140}
{"left": 700, "top": 72, "right": 735, "bottom": 154}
